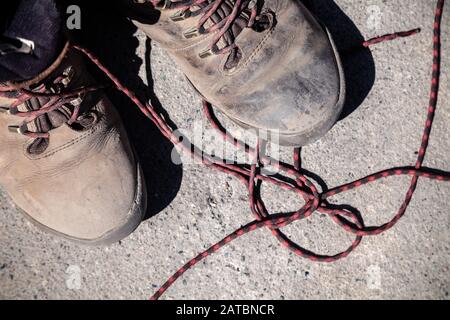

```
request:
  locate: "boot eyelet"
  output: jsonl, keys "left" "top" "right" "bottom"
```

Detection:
{"left": 71, "top": 111, "right": 100, "bottom": 132}
{"left": 199, "top": 45, "right": 218, "bottom": 59}
{"left": 8, "top": 124, "right": 27, "bottom": 134}
{"left": 248, "top": 0, "right": 257, "bottom": 9}
{"left": 183, "top": 26, "right": 204, "bottom": 39}
{"left": 252, "top": 11, "right": 275, "bottom": 33}
{"left": 170, "top": 10, "right": 191, "bottom": 21}
{"left": 0, "top": 106, "right": 11, "bottom": 114}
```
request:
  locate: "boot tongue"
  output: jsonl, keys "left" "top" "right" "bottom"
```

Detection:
{"left": 25, "top": 73, "right": 76, "bottom": 131}
{"left": 24, "top": 65, "right": 86, "bottom": 155}
{"left": 196, "top": 0, "right": 249, "bottom": 68}
{"left": 24, "top": 92, "right": 74, "bottom": 155}
{"left": 202, "top": 0, "right": 249, "bottom": 43}
{"left": 26, "top": 95, "right": 73, "bottom": 132}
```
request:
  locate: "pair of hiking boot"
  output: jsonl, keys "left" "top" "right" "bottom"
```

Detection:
{"left": 0, "top": 0, "right": 344, "bottom": 244}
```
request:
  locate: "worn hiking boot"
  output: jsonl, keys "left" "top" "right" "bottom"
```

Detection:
{"left": 129, "top": 0, "right": 345, "bottom": 146}
{"left": 0, "top": 43, "right": 147, "bottom": 244}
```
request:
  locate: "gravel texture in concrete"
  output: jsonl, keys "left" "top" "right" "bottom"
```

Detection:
{"left": 0, "top": 0, "right": 449, "bottom": 300}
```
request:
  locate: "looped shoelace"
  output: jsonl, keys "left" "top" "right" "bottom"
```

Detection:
{"left": 0, "top": 81, "right": 100, "bottom": 140}
{"left": 72, "top": 0, "right": 448, "bottom": 300}
{"left": 151, "top": 0, "right": 259, "bottom": 55}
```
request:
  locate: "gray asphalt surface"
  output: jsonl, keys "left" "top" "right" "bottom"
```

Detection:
{"left": 1, "top": 0, "right": 449, "bottom": 299}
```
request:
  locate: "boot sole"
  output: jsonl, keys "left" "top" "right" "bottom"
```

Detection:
{"left": 16, "top": 157, "right": 147, "bottom": 246}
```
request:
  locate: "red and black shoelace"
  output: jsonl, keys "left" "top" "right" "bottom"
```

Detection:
{"left": 73, "top": 0, "right": 448, "bottom": 300}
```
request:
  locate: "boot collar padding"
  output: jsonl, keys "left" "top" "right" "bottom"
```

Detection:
{"left": 7, "top": 42, "right": 70, "bottom": 90}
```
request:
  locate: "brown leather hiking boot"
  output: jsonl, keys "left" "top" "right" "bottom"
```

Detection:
{"left": 130, "top": 0, "right": 345, "bottom": 146}
{"left": 0, "top": 44, "right": 146, "bottom": 245}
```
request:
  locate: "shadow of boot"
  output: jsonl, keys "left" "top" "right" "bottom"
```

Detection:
{"left": 301, "top": 0, "right": 376, "bottom": 120}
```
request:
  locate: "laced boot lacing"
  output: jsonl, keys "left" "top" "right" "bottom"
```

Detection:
{"left": 149, "top": 0, "right": 271, "bottom": 60}
{"left": 0, "top": 68, "right": 100, "bottom": 154}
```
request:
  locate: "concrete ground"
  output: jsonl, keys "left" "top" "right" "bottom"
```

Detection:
{"left": 1, "top": 0, "right": 449, "bottom": 300}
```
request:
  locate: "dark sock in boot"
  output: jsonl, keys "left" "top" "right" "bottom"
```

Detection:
{"left": 0, "top": 0, "right": 65, "bottom": 82}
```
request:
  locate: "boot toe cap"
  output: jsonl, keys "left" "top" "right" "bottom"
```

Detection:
{"left": 227, "top": 29, "right": 344, "bottom": 146}
{"left": 18, "top": 148, "right": 146, "bottom": 245}
{"left": 11, "top": 102, "right": 147, "bottom": 245}
{"left": 215, "top": 3, "right": 345, "bottom": 146}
